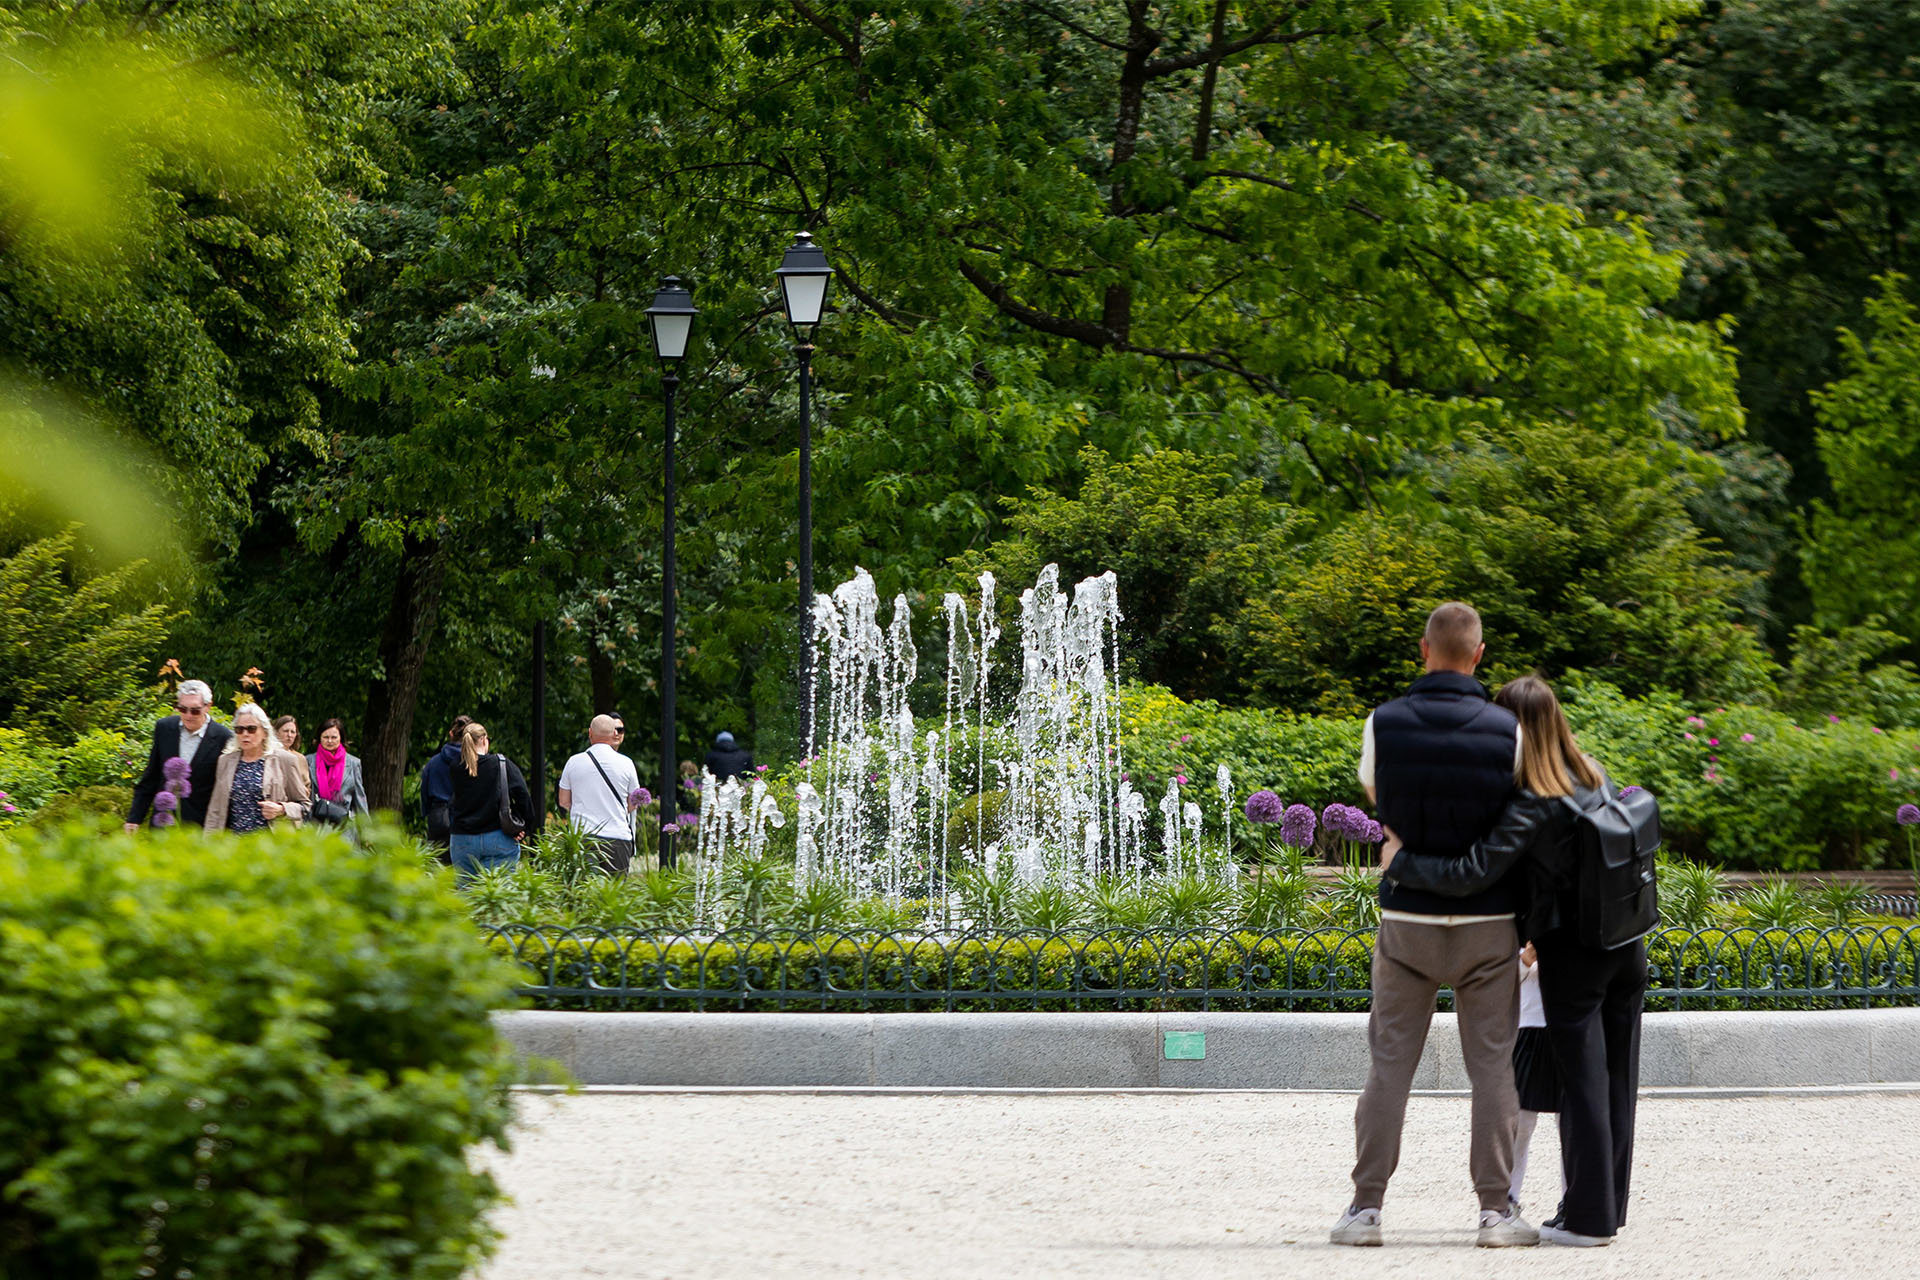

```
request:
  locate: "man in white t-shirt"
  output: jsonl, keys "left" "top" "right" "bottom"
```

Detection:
{"left": 556, "top": 714, "right": 643, "bottom": 875}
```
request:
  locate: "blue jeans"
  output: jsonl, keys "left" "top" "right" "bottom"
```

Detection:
{"left": 450, "top": 828, "right": 520, "bottom": 883}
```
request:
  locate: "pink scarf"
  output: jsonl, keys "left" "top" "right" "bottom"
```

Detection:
{"left": 315, "top": 744, "right": 347, "bottom": 802}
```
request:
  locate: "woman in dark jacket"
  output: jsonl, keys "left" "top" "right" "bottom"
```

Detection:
{"left": 448, "top": 722, "right": 534, "bottom": 881}
{"left": 1381, "top": 675, "right": 1642, "bottom": 1249}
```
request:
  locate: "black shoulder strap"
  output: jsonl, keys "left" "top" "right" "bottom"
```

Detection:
{"left": 585, "top": 749, "right": 634, "bottom": 836}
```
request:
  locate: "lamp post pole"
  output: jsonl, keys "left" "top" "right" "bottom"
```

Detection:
{"left": 645, "top": 276, "right": 696, "bottom": 871}
{"left": 659, "top": 365, "right": 680, "bottom": 868}
{"left": 775, "top": 231, "right": 834, "bottom": 757}
{"left": 796, "top": 339, "right": 814, "bottom": 752}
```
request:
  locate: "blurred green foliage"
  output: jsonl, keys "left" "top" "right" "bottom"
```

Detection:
{"left": 0, "top": 822, "right": 519, "bottom": 1278}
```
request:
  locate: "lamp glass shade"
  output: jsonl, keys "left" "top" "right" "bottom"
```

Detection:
{"left": 775, "top": 232, "right": 834, "bottom": 327}
{"left": 644, "top": 276, "right": 697, "bottom": 361}
{"left": 778, "top": 272, "right": 830, "bottom": 327}
{"left": 648, "top": 311, "right": 692, "bottom": 362}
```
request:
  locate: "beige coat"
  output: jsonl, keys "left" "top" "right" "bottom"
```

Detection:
{"left": 204, "top": 748, "right": 312, "bottom": 831}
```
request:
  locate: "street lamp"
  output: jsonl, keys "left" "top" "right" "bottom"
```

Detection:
{"left": 775, "top": 231, "right": 834, "bottom": 753}
{"left": 646, "top": 275, "right": 696, "bottom": 868}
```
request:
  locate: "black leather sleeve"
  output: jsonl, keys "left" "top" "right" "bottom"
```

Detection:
{"left": 1382, "top": 792, "right": 1557, "bottom": 898}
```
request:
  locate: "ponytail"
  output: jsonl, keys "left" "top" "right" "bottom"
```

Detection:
{"left": 461, "top": 723, "right": 488, "bottom": 777}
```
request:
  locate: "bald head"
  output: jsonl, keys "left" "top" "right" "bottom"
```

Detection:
{"left": 588, "top": 714, "right": 620, "bottom": 744}
{"left": 1421, "top": 602, "right": 1484, "bottom": 673}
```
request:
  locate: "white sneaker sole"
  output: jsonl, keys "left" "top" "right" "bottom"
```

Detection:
{"left": 1540, "top": 1224, "right": 1611, "bottom": 1247}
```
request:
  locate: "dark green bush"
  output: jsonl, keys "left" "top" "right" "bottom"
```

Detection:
{"left": 26, "top": 784, "right": 131, "bottom": 829}
{"left": 486, "top": 923, "right": 1920, "bottom": 1014}
{"left": 0, "top": 823, "right": 521, "bottom": 1279}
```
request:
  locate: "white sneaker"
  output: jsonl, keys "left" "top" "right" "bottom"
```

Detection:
{"left": 1541, "top": 1222, "right": 1612, "bottom": 1247}
{"left": 1477, "top": 1199, "right": 1540, "bottom": 1247}
{"left": 1329, "top": 1205, "right": 1382, "bottom": 1246}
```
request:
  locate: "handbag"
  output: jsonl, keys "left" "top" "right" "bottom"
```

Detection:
{"left": 309, "top": 797, "right": 351, "bottom": 824}
{"left": 494, "top": 754, "right": 529, "bottom": 838}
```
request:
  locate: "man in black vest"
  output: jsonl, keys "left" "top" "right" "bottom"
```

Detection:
{"left": 126, "top": 679, "right": 235, "bottom": 830}
{"left": 1331, "top": 603, "right": 1537, "bottom": 1248}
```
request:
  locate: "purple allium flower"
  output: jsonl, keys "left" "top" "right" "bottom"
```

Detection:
{"left": 681, "top": 812, "right": 699, "bottom": 829}
{"left": 163, "top": 757, "right": 189, "bottom": 787}
{"left": 661, "top": 822, "right": 680, "bottom": 836}
{"left": 1280, "top": 804, "right": 1316, "bottom": 848}
{"left": 628, "top": 786, "right": 652, "bottom": 808}
{"left": 153, "top": 789, "right": 179, "bottom": 814}
{"left": 1321, "top": 802, "right": 1346, "bottom": 837}
{"left": 1244, "top": 789, "right": 1285, "bottom": 824}
{"left": 1618, "top": 785, "right": 1644, "bottom": 798}
{"left": 1898, "top": 804, "right": 1920, "bottom": 827}
{"left": 1363, "top": 819, "right": 1384, "bottom": 844}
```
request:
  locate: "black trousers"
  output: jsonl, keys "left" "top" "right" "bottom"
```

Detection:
{"left": 1534, "top": 929, "right": 1646, "bottom": 1238}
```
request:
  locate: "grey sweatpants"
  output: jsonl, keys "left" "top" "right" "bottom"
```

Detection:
{"left": 1352, "top": 915, "right": 1521, "bottom": 1213}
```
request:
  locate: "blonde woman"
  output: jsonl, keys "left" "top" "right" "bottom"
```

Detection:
{"left": 1382, "top": 675, "right": 1639, "bottom": 1250}
{"left": 204, "top": 702, "right": 311, "bottom": 833}
{"left": 447, "top": 722, "right": 533, "bottom": 880}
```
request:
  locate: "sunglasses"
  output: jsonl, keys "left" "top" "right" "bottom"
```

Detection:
{"left": 612, "top": 725, "right": 626, "bottom": 734}
{"left": 177, "top": 704, "right": 207, "bottom": 715}
{"left": 234, "top": 726, "right": 263, "bottom": 735}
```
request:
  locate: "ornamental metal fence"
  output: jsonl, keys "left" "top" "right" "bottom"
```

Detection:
{"left": 482, "top": 923, "right": 1920, "bottom": 1013}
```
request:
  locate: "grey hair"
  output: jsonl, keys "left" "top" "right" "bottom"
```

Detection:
{"left": 223, "top": 701, "right": 278, "bottom": 754}
{"left": 176, "top": 679, "right": 214, "bottom": 705}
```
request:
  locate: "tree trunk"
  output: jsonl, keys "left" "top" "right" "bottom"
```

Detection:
{"left": 363, "top": 534, "right": 447, "bottom": 812}
{"left": 587, "top": 632, "right": 617, "bottom": 717}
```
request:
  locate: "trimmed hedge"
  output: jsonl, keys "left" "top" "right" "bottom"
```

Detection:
{"left": 0, "top": 822, "right": 521, "bottom": 1280}
{"left": 486, "top": 923, "right": 1920, "bottom": 1013}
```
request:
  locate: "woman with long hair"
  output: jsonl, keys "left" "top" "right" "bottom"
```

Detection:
{"left": 307, "top": 717, "right": 371, "bottom": 823}
{"left": 447, "top": 722, "right": 533, "bottom": 881}
{"left": 1381, "top": 675, "right": 1642, "bottom": 1249}
{"left": 204, "top": 702, "right": 311, "bottom": 832}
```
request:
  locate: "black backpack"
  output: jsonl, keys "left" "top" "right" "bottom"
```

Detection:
{"left": 1562, "top": 786, "right": 1662, "bottom": 949}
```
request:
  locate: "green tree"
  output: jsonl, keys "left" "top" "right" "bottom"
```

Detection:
{"left": 0, "top": 530, "right": 173, "bottom": 737}
{"left": 1802, "top": 278, "right": 1920, "bottom": 652}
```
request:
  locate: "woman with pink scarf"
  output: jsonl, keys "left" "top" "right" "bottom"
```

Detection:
{"left": 307, "top": 718, "right": 371, "bottom": 824}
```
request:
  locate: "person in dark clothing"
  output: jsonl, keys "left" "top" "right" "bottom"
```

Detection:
{"left": 126, "top": 679, "right": 235, "bottom": 830}
{"left": 419, "top": 715, "right": 472, "bottom": 852}
{"left": 703, "top": 731, "right": 754, "bottom": 783}
{"left": 1383, "top": 675, "right": 1642, "bottom": 1249}
{"left": 448, "top": 722, "right": 533, "bottom": 882}
{"left": 1333, "top": 602, "right": 1534, "bottom": 1250}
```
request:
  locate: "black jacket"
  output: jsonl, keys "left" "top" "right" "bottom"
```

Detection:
{"left": 420, "top": 742, "right": 461, "bottom": 821}
{"left": 128, "top": 716, "right": 235, "bottom": 828}
{"left": 1372, "top": 670, "right": 1521, "bottom": 916}
{"left": 703, "top": 746, "right": 754, "bottom": 784}
{"left": 1384, "top": 769, "right": 1614, "bottom": 940}
{"left": 449, "top": 753, "right": 534, "bottom": 837}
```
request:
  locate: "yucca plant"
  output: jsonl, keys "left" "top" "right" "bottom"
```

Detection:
{"left": 790, "top": 877, "right": 854, "bottom": 933}
{"left": 1240, "top": 869, "right": 1311, "bottom": 931}
{"left": 632, "top": 866, "right": 694, "bottom": 929}
{"left": 850, "top": 894, "right": 924, "bottom": 932}
{"left": 730, "top": 856, "right": 787, "bottom": 928}
{"left": 1152, "top": 873, "right": 1233, "bottom": 930}
{"left": 1085, "top": 877, "right": 1155, "bottom": 929}
{"left": 1810, "top": 880, "right": 1871, "bottom": 928}
{"left": 463, "top": 863, "right": 523, "bottom": 926}
{"left": 953, "top": 864, "right": 1022, "bottom": 931}
{"left": 1741, "top": 877, "right": 1814, "bottom": 930}
{"left": 1014, "top": 882, "right": 1085, "bottom": 932}
{"left": 574, "top": 874, "right": 648, "bottom": 928}
{"left": 1319, "top": 867, "right": 1381, "bottom": 930}
{"left": 1658, "top": 856, "right": 1729, "bottom": 932}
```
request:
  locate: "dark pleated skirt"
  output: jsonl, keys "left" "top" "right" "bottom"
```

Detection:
{"left": 1513, "top": 1026, "right": 1561, "bottom": 1113}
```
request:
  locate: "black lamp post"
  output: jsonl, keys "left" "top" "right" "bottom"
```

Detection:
{"left": 645, "top": 275, "right": 696, "bottom": 868}
{"left": 775, "top": 231, "right": 834, "bottom": 753}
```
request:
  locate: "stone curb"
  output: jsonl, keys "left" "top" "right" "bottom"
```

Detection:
{"left": 495, "top": 1007, "right": 1920, "bottom": 1090}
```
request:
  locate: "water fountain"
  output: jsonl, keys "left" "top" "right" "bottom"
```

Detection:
{"left": 693, "top": 564, "right": 1235, "bottom": 922}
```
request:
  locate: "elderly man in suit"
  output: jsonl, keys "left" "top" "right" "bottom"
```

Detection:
{"left": 126, "top": 679, "right": 235, "bottom": 830}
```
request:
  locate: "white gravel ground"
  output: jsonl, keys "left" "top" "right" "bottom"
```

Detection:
{"left": 479, "top": 1089, "right": 1919, "bottom": 1280}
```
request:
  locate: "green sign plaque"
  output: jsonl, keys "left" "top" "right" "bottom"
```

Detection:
{"left": 1163, "top": 1030, "right": 1206, "bottom": 1060}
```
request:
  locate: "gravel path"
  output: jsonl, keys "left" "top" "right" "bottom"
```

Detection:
{"left": 479, "top": 1089, "right": 1917, "bottom": 1279}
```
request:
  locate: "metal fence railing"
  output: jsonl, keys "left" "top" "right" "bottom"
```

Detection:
{"left": 483, "top": 923, "right": 1920, "bottom": 1013}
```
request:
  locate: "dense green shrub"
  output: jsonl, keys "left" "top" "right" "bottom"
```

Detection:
{"left": 0, "top": 823, "right": 520, "bottom": 1279}
{"left": 483, "top": 922, "right": 1920, "bottom": 1014}
{"left": 26, "top": 784, "right": 131, "bottom": 829}
{"left": 0, "top": 726, "right": 140, "bottom": 829}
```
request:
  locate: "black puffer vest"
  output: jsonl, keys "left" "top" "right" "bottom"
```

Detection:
{"left": 1373, "top": 670, "right": 1521, "bottom": 916}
